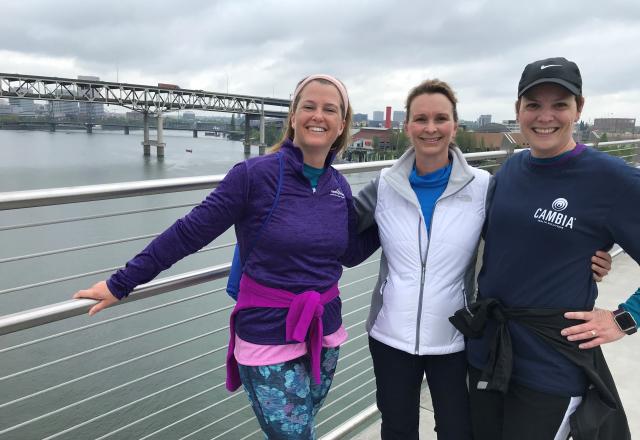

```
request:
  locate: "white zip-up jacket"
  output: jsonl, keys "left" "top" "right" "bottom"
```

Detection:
{"left": 355, "top": 145, "right": 491, "bottom": 355}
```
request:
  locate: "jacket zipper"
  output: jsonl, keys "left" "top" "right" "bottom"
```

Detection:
{"left": 413, "top": 177, "right": 475, "bottom": 355}
{"left": 415, "top": 216, "right": 428, "bottom": 354}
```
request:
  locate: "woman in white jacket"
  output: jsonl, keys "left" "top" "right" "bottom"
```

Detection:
{"left": 353, "top": 79, "right": 611, "bottom": 440}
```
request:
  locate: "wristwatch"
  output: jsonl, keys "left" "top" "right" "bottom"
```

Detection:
{"left": 613, "top": 308, "right": 638, "bottom": 335}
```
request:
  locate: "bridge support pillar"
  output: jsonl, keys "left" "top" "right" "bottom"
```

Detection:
{"left": 124, "top": 126, "right": 129, "bottom": 135}
{"left": 49, "top": 123, "right": 56, "bottom": 132}
{"left": 244, "top": 114, "right": 251, "bottom": 145}
{"left": 260, "top": 104, "right": 265, "bottom": 146}
{"left": 193, "top": 129, "right": 198, "bottom": 138}
{"left": 142, "top": 112, "right": 151, "bottom": 156}
{"left": 156, "top": 109, "right": 166, "bottom": 158}
{"left": 259, "top": 144, "right": 266, "bottom": 155}
{"left": 86, "top": 124, "right": 93, "bottom": 134}
{"left": 243, "top": 115, "right": 251, "bottom": 155}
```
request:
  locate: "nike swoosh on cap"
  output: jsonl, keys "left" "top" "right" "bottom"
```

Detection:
{"left": 540, "top": 64, "right": 563, "bottom": 69}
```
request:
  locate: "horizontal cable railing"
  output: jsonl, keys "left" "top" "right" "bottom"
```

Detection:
{"left": 0, "top": 202, "right": 197, "bottom": 232}
{"left": 1, "top": 140, "right": 637, "bottom": 440}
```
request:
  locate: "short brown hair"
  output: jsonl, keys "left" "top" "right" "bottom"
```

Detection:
{"left": 405, "top": 79, "right": 458, "bottom": 123}
{"left": 271, "top": 78, "right": 353, "bottom": 157}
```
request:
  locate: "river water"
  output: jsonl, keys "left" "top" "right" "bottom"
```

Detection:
{"left": 0, "top": 129, "right": 378, "bottom": 440}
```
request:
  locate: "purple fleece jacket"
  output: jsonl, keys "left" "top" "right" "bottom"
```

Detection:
{"left": 107, "top": 139, "right": 380, "bottom": 344}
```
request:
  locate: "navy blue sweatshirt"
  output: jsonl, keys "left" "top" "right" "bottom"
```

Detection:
{"left": 468, "top": 145, "right": 640, "bottom": 396}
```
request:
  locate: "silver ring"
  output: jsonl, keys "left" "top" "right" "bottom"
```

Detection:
{"left": 590, "top": 329, "right": 597, "bottom": 337}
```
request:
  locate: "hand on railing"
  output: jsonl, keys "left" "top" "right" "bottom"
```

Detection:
{"left": 592, "top": 250, "right": 612, "bottom": 282}
{"left": 73, "top": 281, "right": 119, "bottom": 316}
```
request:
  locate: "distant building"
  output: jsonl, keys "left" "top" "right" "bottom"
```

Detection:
{"left": 353, "top": 113, "right": 368, "bottom": 126}
{"left": 475, "top": 123, "right": 510, "bottom": 133}
{"left": 79, "top": 102, "right": 105, "bottom": 119}
{"left": 372, "top": 111, "right": 384, "bottom": 122}
{"left": 501, "top": 120, "right": 520, "bottom": 132}
{"left": 392, "top": 110, "right": 406, "bottom": 122}
{"left": 35, "top": 103, "right": 47, "bottom": 115}
{"left": 126, "top": 111, "right": 144, "bottom": 121}
{"left": 478, "top": 114, "right": 492, "bottom": 127}
{"left": 8, "top": 96, "right": 37, "bottom": 116}
{"left": 77, "top": 75, "right": 105, "bottom": 119}
{"left": 49, "top": 100, "right": 79, "bottom": 118}
{"left": 392, "top": 110, "right": 406, "bottom": 128}
{"left": 350, "top": 127, "right": 392, "bottom": 149}
{"left": 182, "top": 111, "right": 196, "bottom": 120}
{"left": 459, "top": 119, "right": 479, "bottom": 131}
{"left": 44, "top": 84, "right": 78, "bottom": 118}
{"left": 0, "top": 101, "right": 11, "bottom": 115}
{"left": 350, "top": 138, "right": 374, "bottom": 150}
{"left": 593, "top": 118, "right": 636, "bottom": 133}
{"left": 465, "top": 132, "right": 530, "bottom": 151}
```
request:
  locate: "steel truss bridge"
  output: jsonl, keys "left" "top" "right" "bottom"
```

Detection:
{"left": 0, "top": 73, "right": 290, "bottom": 117}
{"left": 1, "top": 73, "right": 292, "bottom": 155}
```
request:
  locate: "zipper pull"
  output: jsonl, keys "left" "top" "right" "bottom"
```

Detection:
{"left": 312, "top": 187, "right": 316, "bottom": 194}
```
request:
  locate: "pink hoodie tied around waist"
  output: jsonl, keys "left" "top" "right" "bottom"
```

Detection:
{"left": 226, "top": 275, "right": 340, "bottom": 391}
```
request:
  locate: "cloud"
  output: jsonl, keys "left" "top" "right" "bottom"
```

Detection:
{"left": 1, "top": 0, "right": 639, "bottom": 122}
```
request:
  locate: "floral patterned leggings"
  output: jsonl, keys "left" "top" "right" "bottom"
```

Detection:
{"left": 237, "top": 347, "right": 340, "bottom": 440}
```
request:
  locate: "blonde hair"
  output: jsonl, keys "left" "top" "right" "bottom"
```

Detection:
{"left": 270, "top": 77, "right": 353, "bottom": 157}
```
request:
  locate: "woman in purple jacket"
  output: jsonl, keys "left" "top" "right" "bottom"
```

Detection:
{"left": 73, "top": 74, "right": 379, "bottom": 439}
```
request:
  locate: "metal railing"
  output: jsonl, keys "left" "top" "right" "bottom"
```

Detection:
{"left": 0, "top": 139, "right": 638, "bottom": 440}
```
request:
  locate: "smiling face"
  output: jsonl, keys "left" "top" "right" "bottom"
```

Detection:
{"left": 291, "top": 80, "right": 345, "bottom": 158}
{"left": 517, "top": 83, "right": 583, "bottom": 158}
{"left": 406, "top": 92, "right": 458, "bottom": 173}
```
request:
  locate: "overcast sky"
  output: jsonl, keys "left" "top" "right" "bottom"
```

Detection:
{"left": 2, "top": 0, "right": 639, "bottom": 123}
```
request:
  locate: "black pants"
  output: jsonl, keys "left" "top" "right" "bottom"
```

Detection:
{"left": 468, "top": 367, "right": 574, "bottom": 440}
{"left": 368, "top": 336, "right": 472, "bottom": 440}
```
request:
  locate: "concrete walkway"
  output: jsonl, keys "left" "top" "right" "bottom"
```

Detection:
{"left": 350, "top": 252, "right": 640, "bottom": 439}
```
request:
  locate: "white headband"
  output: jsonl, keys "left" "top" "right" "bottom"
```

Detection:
{"left": 292, "top": 74, "right": 349, "bottom": 115}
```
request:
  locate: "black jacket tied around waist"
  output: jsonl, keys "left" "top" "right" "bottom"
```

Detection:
{"left": 450, "top": 298, "right": 630, "bottom": 440}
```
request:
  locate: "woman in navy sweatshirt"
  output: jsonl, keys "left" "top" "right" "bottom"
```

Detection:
{"left": 466, "top": 57, "right": 639, "bottom": 440}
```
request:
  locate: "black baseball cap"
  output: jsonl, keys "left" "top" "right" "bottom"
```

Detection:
{"left": 518, "top": 57, "right": 582, "bottom": 97}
